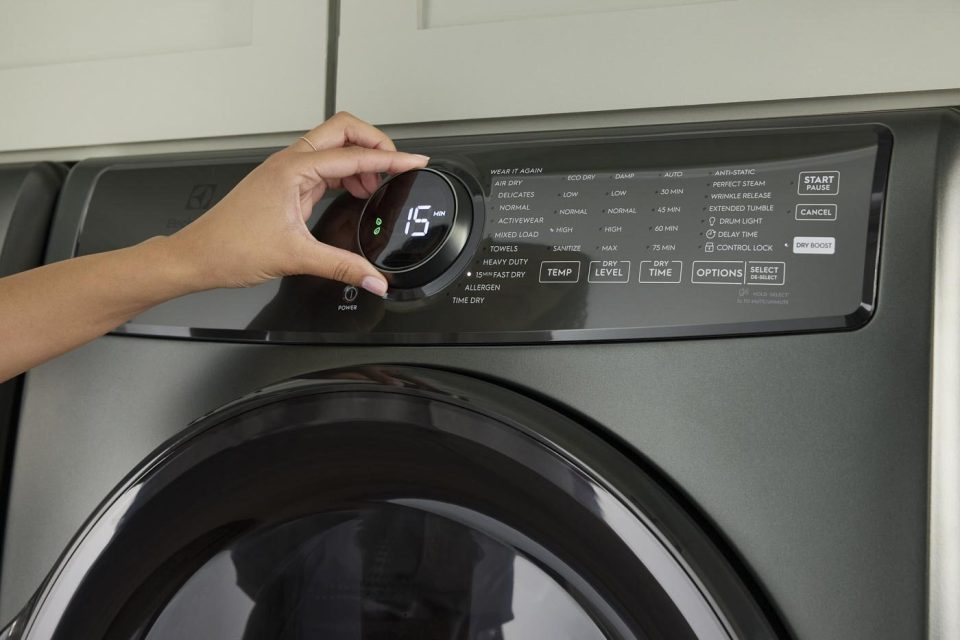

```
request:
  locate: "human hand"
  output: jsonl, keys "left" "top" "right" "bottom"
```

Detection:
{"left": 168, "top": 112, "right": 428, "bottom": 296}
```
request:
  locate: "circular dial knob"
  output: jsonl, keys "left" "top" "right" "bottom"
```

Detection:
{"left": 358, "top": 168, "right": 473, "bottom": 289}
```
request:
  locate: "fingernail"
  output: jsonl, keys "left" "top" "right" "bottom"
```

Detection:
{"left": 412, "top": 154, "right": 430, "bottom": 162}
{"left": 361, "top": 275, "right": 388, "bottom": 297}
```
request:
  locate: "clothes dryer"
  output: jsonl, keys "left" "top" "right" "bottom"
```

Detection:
{"left": 2, "top": 110, "right": 947, "bottom": 639}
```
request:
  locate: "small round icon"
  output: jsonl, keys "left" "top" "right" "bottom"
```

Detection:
{"left": 705, "top": 228, "right": 717, "bottom": 239}
{"left": 342, "top": 285, "right": 359, "bottom": 302}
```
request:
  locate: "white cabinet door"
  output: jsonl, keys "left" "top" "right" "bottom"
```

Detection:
{"left": 338, "top": 0, "right": 960, "bottom": 124}
{"left": 0, "top": 0, "right": 329, "bottom": 151}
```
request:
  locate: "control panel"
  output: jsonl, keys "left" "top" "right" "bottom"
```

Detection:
{"left": 71, "top": 124, "right": 890, "bottom": 344}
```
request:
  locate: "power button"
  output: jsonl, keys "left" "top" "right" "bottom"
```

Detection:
{"left": 342, "top": 285, "right": 359, "bottom": 302}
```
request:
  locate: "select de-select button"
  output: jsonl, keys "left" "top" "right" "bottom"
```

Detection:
{"left": 747, "top": 261, "right": 786, "bottom": 286}
{"left": 539, "top": 261, "right": 581, "bottom": 283}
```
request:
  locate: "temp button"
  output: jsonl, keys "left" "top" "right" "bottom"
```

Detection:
{"left": 588, "top": 260, "right": 631, "bottom": 283}
{"left": 539, "top": 261, "right": 581, "bottom": 283}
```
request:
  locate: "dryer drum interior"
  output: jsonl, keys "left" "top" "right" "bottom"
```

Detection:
{"left": 2, "top": 366, "right": 781, "bottom": 640}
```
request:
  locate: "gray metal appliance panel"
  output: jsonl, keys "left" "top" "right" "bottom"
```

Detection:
{"left": 0, "top": 110, "right": 943, "bottom": 640}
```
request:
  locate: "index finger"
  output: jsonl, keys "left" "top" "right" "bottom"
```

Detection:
{"left": 291, "top": 111, "right": 397, "bottom": 153}
{"left": 292, "top": 147, "right": 429, "bottom": 185}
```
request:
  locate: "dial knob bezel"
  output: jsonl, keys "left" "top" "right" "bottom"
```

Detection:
{"left": 358, "top": 167, "right": 476, "bottom": 295}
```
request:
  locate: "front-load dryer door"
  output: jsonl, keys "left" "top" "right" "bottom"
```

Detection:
{"left": 3, "top": 366, "right": 785, "bottom": 640}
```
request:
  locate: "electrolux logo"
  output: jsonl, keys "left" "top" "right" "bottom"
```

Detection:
{"left": 185, "top": 184, "right": 217, "bottom": 210}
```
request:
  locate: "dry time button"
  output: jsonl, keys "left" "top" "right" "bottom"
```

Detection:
{"left": 639, "top": 261, "right": 682, "bottom": 284}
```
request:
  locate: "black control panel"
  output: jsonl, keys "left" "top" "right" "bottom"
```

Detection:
{"left": 66, "top": 123, "right": 890, "bottom": 344}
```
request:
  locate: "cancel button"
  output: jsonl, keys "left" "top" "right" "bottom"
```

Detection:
{"left": 747, "top": 261, "right": 786, "bottom": 286}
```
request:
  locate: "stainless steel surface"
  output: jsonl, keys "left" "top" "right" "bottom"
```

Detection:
{"left": 12, "top": 367, "right": 768, "bottom": 638}
{"left": 3, "top": 320, "right": 931, "bottom": 638}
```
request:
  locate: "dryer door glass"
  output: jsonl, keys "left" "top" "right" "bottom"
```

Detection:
{"left": 10, "top": 367, "right": 781, "bottom": 640}
{"left": 144, "top": 505, "right": 605, "bottom": 639}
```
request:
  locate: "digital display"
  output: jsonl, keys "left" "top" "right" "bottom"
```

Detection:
{"left": 359, "top": 169, "right": 457, "bottom": 271}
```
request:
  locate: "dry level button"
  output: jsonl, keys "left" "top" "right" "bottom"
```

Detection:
{"left": 639, "top": 260, "right": 682, "bottom": 283}
{"left": 539, "top": 261, "right": 581, "bottom": 283}
{"left": 747, "top": 262, "right": 786, "bottom": 286}
{"left": 588, "top": 260, "right": 631, "bottom": 283}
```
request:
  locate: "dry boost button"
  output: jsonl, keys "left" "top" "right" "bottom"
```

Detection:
{"left": 792, "top": 236, "right": 836, "bottom": 254}
{"left": 747, "top": 261, "right": 786, "bottom": 286}
{"left": 539, "top": 260, "right": 581, "bottom": 283}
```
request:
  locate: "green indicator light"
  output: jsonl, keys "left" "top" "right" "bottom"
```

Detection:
{"left": 375, "top": 217, "right": 383, "bottom": 225}
{"left": 373, "top": 227, "right": 381, "bottom": 236}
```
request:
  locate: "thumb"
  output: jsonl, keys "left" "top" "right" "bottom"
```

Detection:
{"left": 300, "top": 240, "right": 388, "bottom": 296}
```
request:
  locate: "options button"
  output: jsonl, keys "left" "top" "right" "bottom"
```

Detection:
{"left": 539, "top": 261, "right": 581, "bottom": 283}
{"left": 638, "top": 260, "right": 682, "bottom": 283}
{"left": 747, "top": 261, "right": 786, "bottom": 286}
{"left": 588, "top": 260, "right": 631, "bottom": 283}
{"left": 691, "top": 261, "right": 745, "bottom": 285}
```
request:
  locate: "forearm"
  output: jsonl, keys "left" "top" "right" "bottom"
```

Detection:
{"left": 0, "top": 236, "right": 197, "bottom": 381}
{"left": 0, "top": 114, "right": 421, "bottom": 383}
